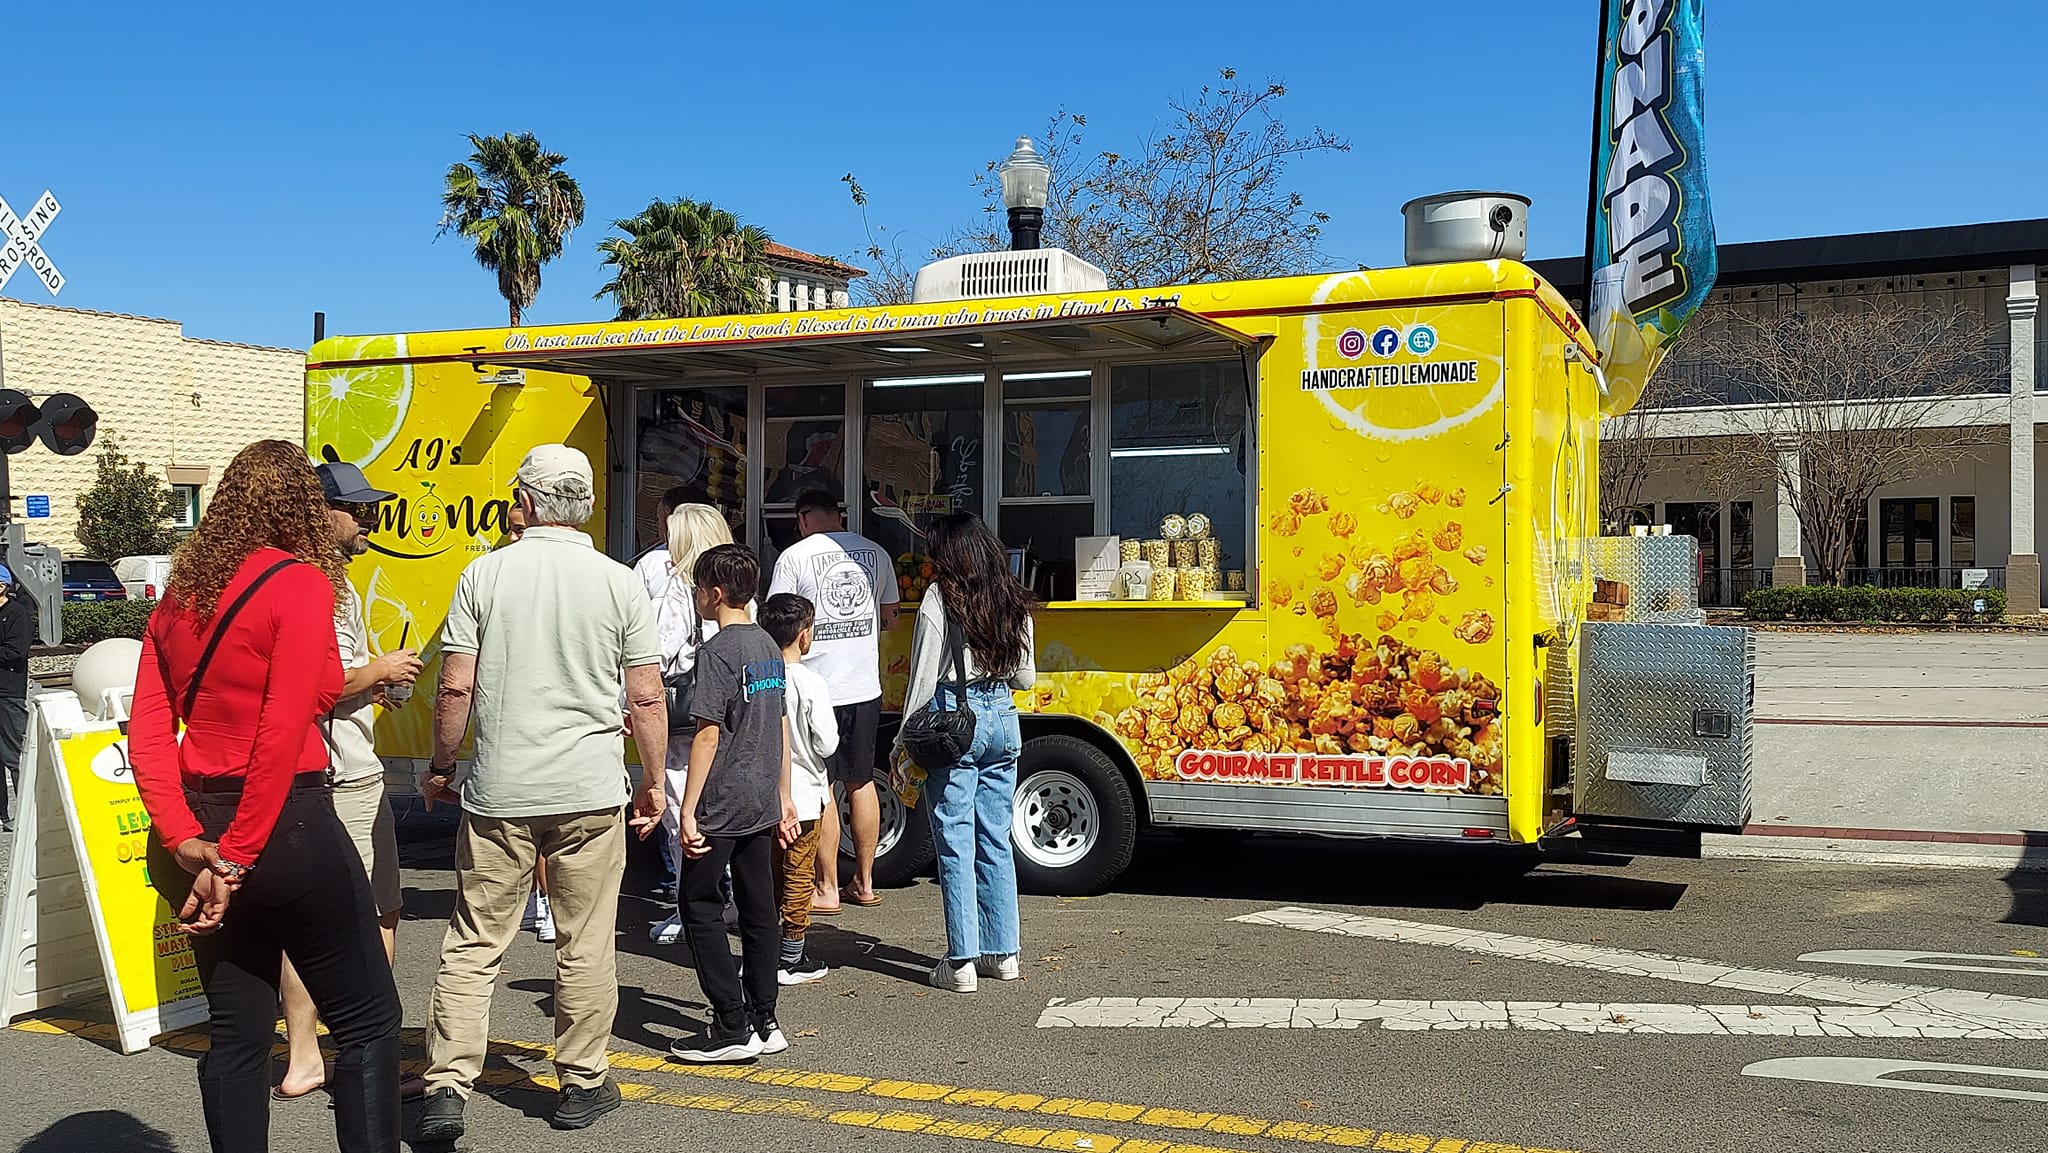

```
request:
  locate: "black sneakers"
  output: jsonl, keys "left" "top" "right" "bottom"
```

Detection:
{"left": 417, "top": 1087, "right": 465, "bottom": 1142}
{"left": 755, "top": 1019, "right": 789, "bottom": 1055}
{"left": 670, "top": 1022, "right": 763, "bottom": 1063}
{"left": 551, "top": 1078, "right": 622, "bottom": 1130}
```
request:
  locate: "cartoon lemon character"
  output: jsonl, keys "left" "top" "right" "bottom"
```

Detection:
{"left": 412, "top": 481, "right": 455, "bottom": 556}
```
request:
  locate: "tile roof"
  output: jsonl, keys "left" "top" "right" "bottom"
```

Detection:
{"left": 763, "top": 242, "right": 868, "bottom": 280}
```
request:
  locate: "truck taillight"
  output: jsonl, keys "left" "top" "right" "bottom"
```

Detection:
{"left": 1461, "top": 828, "right": 1497, "bottom": 839}
{"left": 145, "top": 583, "right": 157, "bottom": 599}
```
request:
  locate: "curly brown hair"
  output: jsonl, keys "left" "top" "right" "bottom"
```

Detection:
{"left": 166, "top": 440, "right": 347, "bottom": 621}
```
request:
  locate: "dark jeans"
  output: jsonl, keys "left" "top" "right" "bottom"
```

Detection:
{"left": 151, "top": 782, "right": 402, "bottom": 1153}
{"left": 678, "top": 826, "right": 778, "bottom": 1034}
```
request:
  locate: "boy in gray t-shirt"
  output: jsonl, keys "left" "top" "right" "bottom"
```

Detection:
{"left": 671, "top": 544, "right": 797, "bottom": 1063}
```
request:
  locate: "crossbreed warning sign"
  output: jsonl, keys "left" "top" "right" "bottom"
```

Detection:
{"left": 1174, "top": 747, "right": 1472, "bottom": 791}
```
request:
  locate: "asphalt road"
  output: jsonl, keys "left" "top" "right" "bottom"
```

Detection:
{"left": 5, "top": 820, "right": 2044, "bottom": 1153}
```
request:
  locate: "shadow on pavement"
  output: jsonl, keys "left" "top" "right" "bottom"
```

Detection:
{"left": 2002, "top": 834, "right": 2048, "bottom": 927}
{"left": 18, "top": 1110, "right": 180, "bottom": 1152}
{"left": 1112, "top": 833, "right": 1688, "bottom": 912}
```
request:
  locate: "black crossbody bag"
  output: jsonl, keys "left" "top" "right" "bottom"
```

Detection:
{"left": 899, "top": 610, "right": 977, "bottom": 772}
{"left": 174, "top": 557, "right": 302, "bottom": 727}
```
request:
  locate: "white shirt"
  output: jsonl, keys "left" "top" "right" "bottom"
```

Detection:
{"left": 784, "top": 662, "right": 839, "bottom": 820}
{"left": 767, "top": 530, "right": 898, "bottom": 705}
{"left": 325, "top": 588, "right": 384, "bottom": 785}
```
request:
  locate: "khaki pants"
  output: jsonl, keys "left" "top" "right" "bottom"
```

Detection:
{"left": 425, "top": 807, "right": 625, "bottom": 1094}
{"left": 776, "top": 820, "right": 821, "bottom": 942}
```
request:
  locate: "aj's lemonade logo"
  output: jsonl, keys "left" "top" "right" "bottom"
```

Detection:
{"left": 371, "top": 479, "right": 516, "bottom": 560}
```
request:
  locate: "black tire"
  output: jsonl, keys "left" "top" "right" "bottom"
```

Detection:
{"left": 864, "top": 769, "right": 935, "bottom": 888}
{"left": 1011, "top": 735, "right": 1139, "bottom": 896}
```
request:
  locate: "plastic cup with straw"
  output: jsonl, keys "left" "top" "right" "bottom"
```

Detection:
{"left": 384, "top": 622, "right": 414, "bottom": 703}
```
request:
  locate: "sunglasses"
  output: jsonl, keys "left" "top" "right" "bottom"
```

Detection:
{"left": 331, "top": 500, "right": 382, "bottom": 527}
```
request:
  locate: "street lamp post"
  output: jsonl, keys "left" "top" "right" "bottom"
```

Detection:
{"left": 998, "top": 136, "right": 1051, "bottom": 252}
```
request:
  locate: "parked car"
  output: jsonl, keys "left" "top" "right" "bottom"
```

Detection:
{"left": 62, "top": 558, "right": 129, "bottom": 602}
{"left": 114, "top": 554, "right": 172, "bottom": 601}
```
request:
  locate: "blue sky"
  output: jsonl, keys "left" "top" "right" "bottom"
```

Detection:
{"left": 8, "top": 0, "right": 2044, "bottom": 350}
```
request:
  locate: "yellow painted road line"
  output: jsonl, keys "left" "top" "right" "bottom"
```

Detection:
{"left": 13, "top": 1016, "right": 1581, "bottom": 1153}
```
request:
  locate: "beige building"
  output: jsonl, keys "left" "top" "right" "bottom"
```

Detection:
{"left": 0, "top": 297, "right": 304, "bottom": 557}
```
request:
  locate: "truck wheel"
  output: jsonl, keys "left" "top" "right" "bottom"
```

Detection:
{"left": 1011, "top": 735, "right": 1138, "bottom": 896}
{"left": 852, "top": 772, "right": 934, "bottom": 889}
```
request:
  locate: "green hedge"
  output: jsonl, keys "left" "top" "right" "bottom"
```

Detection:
{"left": 1743, "top": 585, "right": 2006, "bottom": 623}
{"left": 60, "top": 599, "right": 157, "bottom": 645}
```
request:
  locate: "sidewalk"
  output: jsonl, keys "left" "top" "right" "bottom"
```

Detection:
{"left": 1715, "top": 632, "right": 2048, "bottom": 868}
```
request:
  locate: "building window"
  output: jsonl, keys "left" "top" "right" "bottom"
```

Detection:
{"left": 171, "top": 484, "right": 201, "bottom": 530}
{"left": 1879, "top": 497, "right": 1937, "bottom": 569}
{"left": 1950, "top": 496, "right": 1975, "bottom": 568}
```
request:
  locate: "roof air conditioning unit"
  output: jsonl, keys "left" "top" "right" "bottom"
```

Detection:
{"left": 912, "top": 248, "right": 1109, "bottom": 304}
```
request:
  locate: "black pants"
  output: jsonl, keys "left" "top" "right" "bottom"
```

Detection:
{"left": 679, "top": 826, "right": 778, "bottom": 1034}
{"left": 0, "top": 689, "right": 27, "bottom": 821}
{"left": 151, "top": 782, "right": 402, "bottom": 1153}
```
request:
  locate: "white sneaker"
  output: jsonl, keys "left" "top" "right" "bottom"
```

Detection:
{"left": 778, "top": 955, "right": 829, "bottom": 985}
{"left": 650, "top": 912, "right": 683, "bottom": 945}
{"left": 533, "top": 897, "right": 556, "bottom": 944}
{"left": 975, "top": 954, "right": 1021, "bottom": 981}
{"left": 928, "top": 958, "right": 978, "bottom": 993}
{"left": 755, "top": 1022, "right": 789, "bottom": 1055}
{"left": 669, "top": 1028, "right": 762, "bottom": 1064}
{"left": 519, "top": 891, "right": 545, "bottom": 932}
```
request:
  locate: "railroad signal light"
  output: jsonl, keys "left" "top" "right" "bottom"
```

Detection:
{"left": 34, "top": 393, "right": 97, "bottom": 456}
{"left": 0, "top": 390, "right": 39, "bottom": 453}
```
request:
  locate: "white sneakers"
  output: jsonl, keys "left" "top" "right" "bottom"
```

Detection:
{"left": 976, "top": 953, "right": 1021, "bottom": 981}
{"left": 521, "top": 893, "right": 556, "bottom": 943}
{"left": 928, "top": 959, "right": 978, "bottom": 992}
{"left": 931, "top": 954, "right": 1022, "bottom": 992}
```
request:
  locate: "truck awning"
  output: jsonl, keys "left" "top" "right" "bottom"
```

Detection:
{"left": 454, "top": 306, "right": 1259, "bottom": 383}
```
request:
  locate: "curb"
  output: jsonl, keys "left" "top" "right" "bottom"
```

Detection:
{"left": 1704, "top": 832, "right": 2048, "bottom": 871}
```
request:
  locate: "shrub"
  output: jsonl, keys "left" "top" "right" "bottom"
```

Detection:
{"left": 1743, "top": 585, "right": 2006, "bottom": 623}
{"left": 60, "top": 599, "right": 158, "bottom": 645}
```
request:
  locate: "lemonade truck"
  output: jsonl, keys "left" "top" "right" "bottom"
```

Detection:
{"left": 306, "top": 192, "right": 1753, "bottom": 894}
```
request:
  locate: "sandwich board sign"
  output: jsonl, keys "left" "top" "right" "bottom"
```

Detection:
{"left": 0, "top": 697, "right": 207, "bottom": 1052}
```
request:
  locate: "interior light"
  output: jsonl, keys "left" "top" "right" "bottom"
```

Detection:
{"left": 1004, "top": 370, "right": 1093, "bottom": 382}
{"left": 871, "top": 373, "right": 986, "bottom": 388}
{"left": 1109, "top": 445, "right": 1230, "bottom": 458}
{"left": 878, "top": 346, "right": 932, "bottom": 354}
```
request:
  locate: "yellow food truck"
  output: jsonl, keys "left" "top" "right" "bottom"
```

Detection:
{"left": 306, "top": 205, "right": 1752, "bottom": 894}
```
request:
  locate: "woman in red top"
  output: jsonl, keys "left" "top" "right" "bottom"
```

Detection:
{"left": 132, "top": 440, "right": 401, "bottom": 1153}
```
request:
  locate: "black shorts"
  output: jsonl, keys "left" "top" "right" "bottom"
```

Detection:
{"left": 826, "top": 698, "right": 881, "bottom": 788}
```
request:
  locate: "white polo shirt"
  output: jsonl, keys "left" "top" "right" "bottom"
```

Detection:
{"left": 441, "top": 525, "right": 661, "bottom": 818}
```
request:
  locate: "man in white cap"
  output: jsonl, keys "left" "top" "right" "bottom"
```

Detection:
{"left": 418, "top": 444, "right": 669, "bottom": 1139}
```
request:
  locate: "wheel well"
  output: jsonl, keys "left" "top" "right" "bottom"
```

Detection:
{"left": 1018, "top": 713, "right": 1152, "bottom": 827}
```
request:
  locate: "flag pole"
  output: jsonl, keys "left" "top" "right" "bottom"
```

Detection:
{"left": 1580, "top": 0, "right": 1615, "bottom": 313}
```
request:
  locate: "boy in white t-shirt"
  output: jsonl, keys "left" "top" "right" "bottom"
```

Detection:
{"left": 758, "top": 593, "right": 838, "bottom": 984}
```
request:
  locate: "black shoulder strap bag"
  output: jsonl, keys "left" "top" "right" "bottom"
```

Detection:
{"left": 899, "top": 609, "right": 977, "bottom": 772}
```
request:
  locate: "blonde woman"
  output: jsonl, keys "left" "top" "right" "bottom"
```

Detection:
{"left": 649, "top": 504, "right": 745, "bottom": 944}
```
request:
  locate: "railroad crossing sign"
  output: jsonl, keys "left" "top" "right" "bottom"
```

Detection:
{"left": 0, "top": 190, "right": 64, "bottom": 296}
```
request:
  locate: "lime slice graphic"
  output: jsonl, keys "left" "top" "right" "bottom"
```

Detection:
{"left": 309, "top": 334, "right": 412, "bottom": 467}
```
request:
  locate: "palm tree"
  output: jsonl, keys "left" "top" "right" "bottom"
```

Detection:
{"left": 438, "top": 132, "right": 585, "bottom": 327}
{"left": 595, "top": 198, "right": 773, "bottom": 320}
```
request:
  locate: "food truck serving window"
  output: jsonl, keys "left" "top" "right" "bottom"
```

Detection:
{"left": 1110, "top": 360, "right": 1250, "bottom": 580}
{"left": 848, "top": 356, "right": 1252, "bottom": 602}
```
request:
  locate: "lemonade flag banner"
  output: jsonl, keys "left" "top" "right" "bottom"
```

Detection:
{"left": 0, "top": 708, "right": 208, "bottom": 1053}
{"left": 1587, "top": 0, "right": 1718, "bottom": 416}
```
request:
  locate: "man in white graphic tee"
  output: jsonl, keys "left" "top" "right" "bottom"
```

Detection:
{"left": 767, "top": 489, "right": 897, "bottom": 911}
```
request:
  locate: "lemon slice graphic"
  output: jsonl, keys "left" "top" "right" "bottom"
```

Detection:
{"left": 308, "top": 334, "right": 413, "bottom": 467}
{"left": 1301, "top": 271, "right": 1504, "bottom": 443}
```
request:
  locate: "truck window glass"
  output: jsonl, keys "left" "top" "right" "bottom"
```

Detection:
{"left": 1109, "top": 360, "right": 1250, "bottom": 577}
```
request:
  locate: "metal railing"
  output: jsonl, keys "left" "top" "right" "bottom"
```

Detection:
{"left": 1700, "top": 567, "right": 1773, "bottom": 607}
{"left": 1841, "top": 566, "right": 2006, "bottom": 591}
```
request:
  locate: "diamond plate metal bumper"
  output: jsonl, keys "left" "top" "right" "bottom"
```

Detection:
{"left": 1573, "top": 622, "right": 1753, "bottom": 830}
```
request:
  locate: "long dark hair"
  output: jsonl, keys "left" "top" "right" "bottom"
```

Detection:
{"left": 927, "top": 513, "right": 1036, "bottom": 677}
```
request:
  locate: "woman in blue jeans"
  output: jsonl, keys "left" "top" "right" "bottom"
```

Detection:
{"left": 898, "top": 513, "right": 1037, "bottom": 992}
